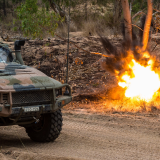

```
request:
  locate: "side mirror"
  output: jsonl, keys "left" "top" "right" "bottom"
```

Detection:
{"left": 14, "top": 40, "right": 25, "bottom": 51}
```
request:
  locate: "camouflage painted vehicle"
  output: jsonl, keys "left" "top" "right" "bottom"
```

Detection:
{"left": 0, "top": 40, "right": 72, "bottom": 142}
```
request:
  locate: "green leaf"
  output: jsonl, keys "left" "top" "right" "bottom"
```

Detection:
{"left": 15, "top": 0, "right": 62, "bottom": 38}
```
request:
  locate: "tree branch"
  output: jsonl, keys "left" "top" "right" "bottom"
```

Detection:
{"left": 132, "top": 10, "right": 145, "bottom": 20}
{"left": 142, "top": 0, "right": 153, "bottom": 51}
{"left": 48, "top": 0, "right": 67, "bottom": 21}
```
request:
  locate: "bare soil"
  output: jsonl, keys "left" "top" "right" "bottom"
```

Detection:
{"left": 0, "top": 109, "right": 160, "bottom": 160}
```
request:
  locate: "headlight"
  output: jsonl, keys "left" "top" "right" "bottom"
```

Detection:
{"left": 1, "top": 93, "right": 9, "bottom": 104}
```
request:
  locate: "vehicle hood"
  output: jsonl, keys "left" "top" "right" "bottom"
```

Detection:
{"left": 0, "top": 62, "right": 62, "bottom": 91}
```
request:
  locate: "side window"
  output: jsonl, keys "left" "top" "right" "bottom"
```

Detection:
{"left": 0, "top": 48, "right": 7, "bottom": 63}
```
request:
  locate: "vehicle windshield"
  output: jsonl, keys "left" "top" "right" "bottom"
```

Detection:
{"left": 0, "top": 48, "right": 9, "bottom": 63}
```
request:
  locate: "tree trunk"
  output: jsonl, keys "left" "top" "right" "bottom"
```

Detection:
{"left": 121, "top": 0, "right": 132, "bottom": 42}
{"left": 113, "top": 0, "right": 122, "bottom": 27}
{"left": 3, "top": 0, "right": 6, "bottom": 17}
{"left": 48, "top": 0, "right": 68, "bottom": 21}
{"left": 142, "top": 0, "right": 153, "bottom": 51}
{"left": 85, "top": 0, "right": 87, "bottom": 21}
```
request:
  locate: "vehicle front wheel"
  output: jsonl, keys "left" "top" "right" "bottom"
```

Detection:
{"left": 25, "top": 109, "right": 63, "bottom": 142}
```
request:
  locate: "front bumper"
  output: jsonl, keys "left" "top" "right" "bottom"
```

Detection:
{"left": 0, "top": 84, "right": 72, "bottom": 117}
{"left": 11, "top": 95, "right": 72, "bottom": 116}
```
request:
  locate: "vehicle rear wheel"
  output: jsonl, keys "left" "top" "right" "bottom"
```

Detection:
{"left": 25, "top": 109, "right": 63, "bottom": 142}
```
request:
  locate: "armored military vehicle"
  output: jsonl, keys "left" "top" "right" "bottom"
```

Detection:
{"left": 0, "top": 40, "right": 72, "bottom": 142}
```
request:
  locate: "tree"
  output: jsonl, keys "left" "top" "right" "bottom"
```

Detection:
{"left": 47, "top": 0, "right": 66, "bottom": 18}
{"left": 0, "top": 0, "right": 25, "bottom": 18}
{"left": 3, "top": 0, "right": 6, "bottom": 16}
{"left": 113, "top": 0, "right": 122, "bottom": 26}
{"left": 142, "top": 0, "right": 153, "bottom": 51}
{"left": 44, "top": 0, "right": 76, "bottom": 21}
{"left": 121, "top": 0, "right": 153, "bottom": 51}
{"left": 16, "top": 0, "right": 62, "bottom": 38}
{"left": 121, "top": 0, "right": 132, "bottom": 42}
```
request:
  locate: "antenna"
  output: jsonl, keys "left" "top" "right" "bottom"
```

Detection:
{"left": 66, "top": 1, "right": 70, "bottom": 84}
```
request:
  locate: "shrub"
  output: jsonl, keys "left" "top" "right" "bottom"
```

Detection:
{"left": 16, "top": 0, "right": 63, "bottom": 39}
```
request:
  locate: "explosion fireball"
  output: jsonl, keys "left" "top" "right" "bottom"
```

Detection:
{"left": 97, "top": 0, "right": 159, "bottom": 112}
{"left": 118, "top": 58, "right": 160, "bottom": 101}
{"left": 100, "top": 15, "right": 160, "bottom": 103}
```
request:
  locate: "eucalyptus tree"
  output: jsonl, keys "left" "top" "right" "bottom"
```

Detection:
{"left": 121, "top": 0, "right": 153, "bottom": 51}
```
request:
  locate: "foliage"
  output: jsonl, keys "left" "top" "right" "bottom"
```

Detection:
{"left": 16, "top": 0, "right": 63, "bottom": 39}
{"left": 131, "top": 0, "right": 160, "bottom": 14}
{"left": 131, "top": 0, "right": 147, "bottom": 14}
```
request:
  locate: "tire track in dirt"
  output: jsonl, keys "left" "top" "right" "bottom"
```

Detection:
{"left": 0, "top": 111, "right": 160, "bottom": 160}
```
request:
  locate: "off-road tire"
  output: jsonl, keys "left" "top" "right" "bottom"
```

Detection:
{"left": 25, "top": 109, "right": 63, "bottom": 142}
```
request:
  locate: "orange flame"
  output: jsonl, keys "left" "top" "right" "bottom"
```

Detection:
{"left": 118, "top": 57, "right": 160, "bottom": 102}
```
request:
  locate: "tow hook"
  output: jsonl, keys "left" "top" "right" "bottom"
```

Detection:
{"left": 33, "top": 117, "right": 40, "bottom": 124}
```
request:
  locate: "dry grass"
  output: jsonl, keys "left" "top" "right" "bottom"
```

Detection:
{"left": 56, "top": 13, "right": 116, "bottom": 38}
{"left": 56, "top": 21, "right": 78, "bottom": 38}
{"left": 81, "top": 18, "right": 115, "bottom": 37}
{"left": 55, "top": 1, "right": 120, "bottom": 38}
{"left": 0, "top": 1, "right": 121, "bottom": 39}
{"left": 0, "top": 12, "right": 23, "bottom": 38}
{"left": 81, "top": 20, "right": 98, "bottom": 36}
{"left": 64, "top": 97, "right": 160, "bottom": 114}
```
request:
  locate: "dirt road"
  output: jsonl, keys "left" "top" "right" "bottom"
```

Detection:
{"left": 0, "top": 110, "right": 160, "bottom": 160}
